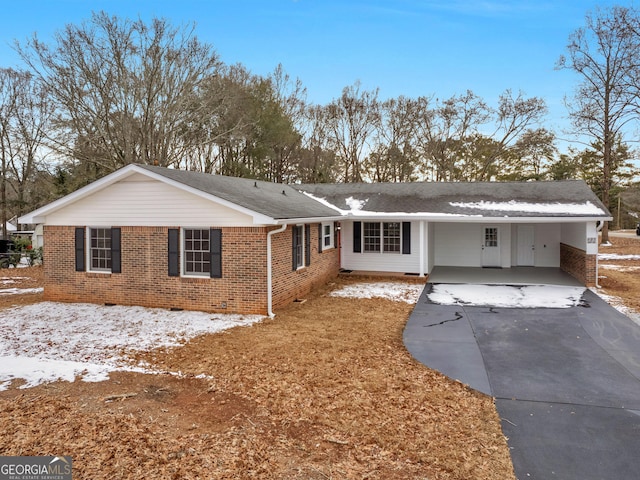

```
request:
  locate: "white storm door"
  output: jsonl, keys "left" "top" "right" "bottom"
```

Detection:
{"left": 516, "top": 225, "right": 535, "bottom": 266}
{"left": 482, "top": 226, "right": 501, "bottom": 267}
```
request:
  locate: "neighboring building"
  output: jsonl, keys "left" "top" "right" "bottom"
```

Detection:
{"left": 0, "top": 218, "right": 17, "bottom": 238}
{"left": 20, "top": 164, "right": 611, "bottom": 315}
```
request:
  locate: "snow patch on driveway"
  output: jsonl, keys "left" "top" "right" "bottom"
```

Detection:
{"left": 0, "top": 301, "right": 263, "bottom": 391}
{"left": 428, "top": 284, "right": 586, "bottom": 308}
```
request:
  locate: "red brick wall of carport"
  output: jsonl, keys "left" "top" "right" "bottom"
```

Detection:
{"left": 560, "top": 243, "right": 597, "bottom": 286}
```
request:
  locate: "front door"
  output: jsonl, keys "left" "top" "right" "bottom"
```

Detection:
{"left": 482, "top": 226, "right": 501, "bottom": 267}
{"left": 516, "top": 225, "right": 535, "bottom": 266}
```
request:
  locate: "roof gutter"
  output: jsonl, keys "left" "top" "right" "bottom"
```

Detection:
{"left": 267, "top": 223, "right": 288, "bottom": 318}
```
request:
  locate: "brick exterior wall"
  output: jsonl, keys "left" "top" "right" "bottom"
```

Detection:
{"left": 43, "top": 224, "right": 340, "bottom": 315}
{"left": 560, "top": 243, "right": 597, "bottom": 286}
{"left": 271, "top": 224, "right": 340, "bottom": 310}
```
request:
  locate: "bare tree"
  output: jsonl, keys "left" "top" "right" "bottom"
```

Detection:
{"left": 0, "top": 69, "right": 52, "bottom": 233}
{"left": 16, "top": 12, "right": 221, "bottom": 177}
{"left": 0, "top": 69, "right": 18, "bottom": 238}
{"left": 325, "top": 82, "right": 380, "bottom": 182}
{"left": 416, "top": 90, "right": 545, "bottom": 181}
{"left": 298, "top": 104, "right": 338, "bottom": 183}
{"left": 366, "top": 96, "right": 427, "bottom": 182}
{"left": 497, "top": 128, "right": 557, "bottom": 181}
{"left": 7, "top": 73, "right": 54, "bottom": 224}
{"left": 557, "top": 5, "right": 640, "bottom": 243}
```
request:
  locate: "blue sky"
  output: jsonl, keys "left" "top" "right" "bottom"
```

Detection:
{"left": 0, "top": 1, "right": 630, "bottom": 149}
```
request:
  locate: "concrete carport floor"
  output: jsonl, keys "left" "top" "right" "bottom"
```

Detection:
{"left": 404, "top": 282, "right": 640, "bottom": 480}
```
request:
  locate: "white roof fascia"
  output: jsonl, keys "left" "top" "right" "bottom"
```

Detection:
{"left": 19, "top": 164, "right": 277, "bottom": 226}
{"left": 340, "top": 214, "right": 612, "bottom": 223}
{"left": 274, "top": 215, "right": 344, "bottom": 225}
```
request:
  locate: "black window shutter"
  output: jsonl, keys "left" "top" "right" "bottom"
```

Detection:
{"left": 305, "top": 224, "right": 311, "bottom": 266}
{"left": 210, "top": 228, "right": 222, "bottom": 278}
{"left": 353, "top": 221, "right": 362, "bottom": 253}
{"left": 111, "top": 228, "right": 121, "bottom": 273}
{"left": 292, "top": 227, "right": 298, "bottom": 271}
{"left": 402, "top": 222, "right": 411, "bottom": 254}
{"left": 168, "top": 228, "right": 180, "bottom": 277}
{"left": 318, "top": 223, "right": 323, "bottom": 252}
{"left": 75, "top": 227, "right": 85, "bottom": 272}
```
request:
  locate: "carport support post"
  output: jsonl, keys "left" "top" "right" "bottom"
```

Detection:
{"left": 419, "top": 221, "right": 425, "bottom": 277}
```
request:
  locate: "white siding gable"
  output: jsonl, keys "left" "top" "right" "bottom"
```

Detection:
{"left": 46, "top": 178, "right": 255, "bottom": 227}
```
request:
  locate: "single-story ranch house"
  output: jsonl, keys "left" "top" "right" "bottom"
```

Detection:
{"left": 19, "top": 164, "right": 611, "bottom": 315}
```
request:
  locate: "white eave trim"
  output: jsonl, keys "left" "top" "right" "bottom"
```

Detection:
{"left": 338, "top": 214, "right": 613, "bottom": 223}
{"left": 19, "top": 164, "right": 277, "bottom": 226}
{"left": 274, "top": 215, "right": 344, "bottom": 225}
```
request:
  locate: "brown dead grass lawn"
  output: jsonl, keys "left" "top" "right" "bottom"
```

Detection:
{"left": 0, "top": 265, "right": 43, "bottom": 308}
{"left": 598, "top": 235, "right": 640, "bottom": 313}
{"left": 0, "top": 273, "right": 514, "bottom": 479}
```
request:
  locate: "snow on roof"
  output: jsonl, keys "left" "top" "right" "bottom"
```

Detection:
{"left": 298, "top": 180, "right": 611, "bottom": 219}
{"left": 449, "top": 200, "right": 605, "bottom": 215}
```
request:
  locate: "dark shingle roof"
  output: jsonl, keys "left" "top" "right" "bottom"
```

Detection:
{"left": 296, "top": 180, "right": 611, "bottom": 218}
{"left": 137, "top": 164, "right": 339, "bottom": 220}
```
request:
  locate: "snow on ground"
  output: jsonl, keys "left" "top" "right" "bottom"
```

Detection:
{"left": 0, "top": 302, "right": 263, "bottom": 391}
{"left": 1, "top": 277, "right": 28, "bottom": 285}
{"left": 427, "top": 284, "right": 586, "bottom": 308}
{"left": 0, "top": 287, "right": 43, "bottom": 295}
{"left": 599, "top": 264, "right": 640, "bottom": 272}
{"left": 330, "top": 282, "right": 424, "bottom": 303}
{"left": 590, "top": 288, "right": 640, "bottom": 327}
{"left": 598, "top": 253, "right": 640, "bottom": 261}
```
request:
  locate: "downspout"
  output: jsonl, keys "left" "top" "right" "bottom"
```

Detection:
{"left": 595, "top": 221, "right": 604, "bottom": 288}
{"left": 419, "top": 221, "right": 425, "bottom": 277}
{"left": 267, "top": 223, "right": 288, "bottom": 318}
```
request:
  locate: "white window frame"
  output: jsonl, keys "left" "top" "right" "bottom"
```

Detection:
{"left": 383, "top": 222, "right": 401, "bottom": 253}
{"left": 322, "top": 222, "right": 334, "bottom": 250}
{"left": 362, "top": 221, "right": 402, "bottom": 254}
{"left": 182, "top": 228, "right": 211, "bottom": 277}
{"left": 88, "top": 227, "right": 112, "bottom": 273}
{"left": 293, "top": 224, "right": 305, "bottom": 270}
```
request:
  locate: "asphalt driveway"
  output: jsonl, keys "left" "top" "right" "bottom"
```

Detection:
{"left": 404, "top": 285, "right": 640, "bottom": 480}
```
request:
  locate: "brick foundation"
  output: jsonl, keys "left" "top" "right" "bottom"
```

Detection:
{"left": 43, "top": 225, "right": 339, "bottom": 315}
{"left": 560, "top": 243, "right": 597, "bottom": 286}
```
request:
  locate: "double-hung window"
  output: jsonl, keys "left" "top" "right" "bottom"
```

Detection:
{"left": 321, "top": 222, "right": 334, "bottom": 250}
{"left": 183, "top": 228, "right": 211, "bottom": 276}
{"left": 363, "top": 222, "right": 381, "bottom": 252}
{"left": 362, "top": 222, "right": 402, "bottom": 254}
{"left": 90, "top": 228, "right": 112, "bottom": 271}
{"left": 383, "top": 222, "right": 401, "bottom": 253}
{"left": 293, "top": 225, "right": 304, "bottom": 269}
